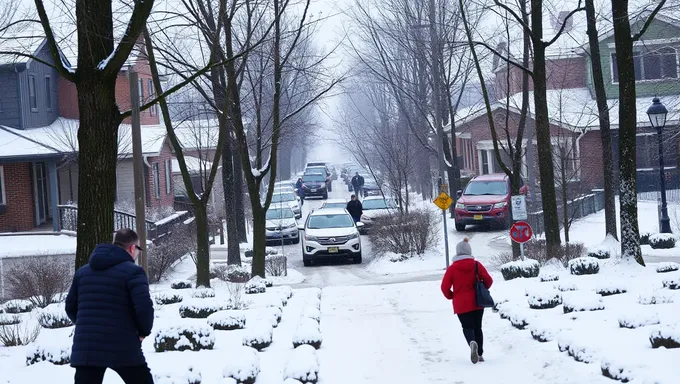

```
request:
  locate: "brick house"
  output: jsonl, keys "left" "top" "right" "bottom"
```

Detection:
{"left": 448, "top": 12, "right": 680, "bottom": 194}
{"left": 0, "top": 37, "right": 175, "bottom": 232}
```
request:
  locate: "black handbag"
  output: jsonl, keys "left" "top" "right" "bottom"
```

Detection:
{"left": 475, "top": 262, "right": 495, "bottom": 308}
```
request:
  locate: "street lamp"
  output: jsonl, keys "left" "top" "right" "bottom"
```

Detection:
{"left": 646, "top": 97, "right": 672, "bottom": 233}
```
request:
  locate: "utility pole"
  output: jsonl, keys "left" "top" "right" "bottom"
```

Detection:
{"left": 129, "top": 71, "right": 148, "bottom": 271}
{"left": 428, "top": 0, "right": 450, "bottom": 267}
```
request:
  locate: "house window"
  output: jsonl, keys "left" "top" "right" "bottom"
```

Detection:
{"left": 153, "top": 163, "right": 161, "bottom": 198}
{"left": 45, "top": 76, "right": 52, "bottom": 110}
{"left": 148, "top": 80, "right": 157, "bottom": 116}
{"left": 481, "top": 150, "right": 489, "bottom": 174}
{"left": 138, "top": 79, "right": 144, "bottom": 106}
{"left": 164, "top": 159, "right": 172, "bottom": 194}
{"left": 612, "top": 48, "right": 678, "bottom": 82}
{"left": 29, "top": 75, "right": 38, "bottom": 111}
{"left": 0, "top": 165, "right": 6, "bottom": 205}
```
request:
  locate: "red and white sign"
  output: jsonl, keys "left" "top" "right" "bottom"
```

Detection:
{"left": 510, "top": 221, "right": 533, "bottom": 243}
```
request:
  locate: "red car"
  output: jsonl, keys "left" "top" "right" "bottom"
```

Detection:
{"left": 454, "top": 173, "right": 527, "bottom": 231}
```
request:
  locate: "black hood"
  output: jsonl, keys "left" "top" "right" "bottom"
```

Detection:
{"left": 89, "top": 243, "right": 134, "bottom": 270}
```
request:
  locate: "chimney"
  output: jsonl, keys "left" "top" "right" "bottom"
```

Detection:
{"left": 492, "top": 41, "right": 507, "bottom": 70}
{"left": 553, "top": 11, "right": 573, "bottom": 33}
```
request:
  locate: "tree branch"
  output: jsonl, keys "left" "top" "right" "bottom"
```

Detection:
{"left": 100, "top": 0, "right": 155, "bottom": 77}
{"left": 493, "top": 0, "right": 533, "bottom": 39}
{"left": 471, "top": 40, "right": 534, "bottom": 78}
{"left": 33, "top": 0, "right": 74, "bottom": 81}
{"left": 545, "top": 3, "right": 585, "bottom": 47}
{"left": 632, "top": 0, "right": 668, "bottom": 42}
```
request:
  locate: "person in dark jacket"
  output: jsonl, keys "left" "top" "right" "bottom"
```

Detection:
{"left": 65, "top": 228, "right": 155, "bottom": 384}
{"left": 351, "top": 172, "right": 365, "bottom": 198}
{"left": 346, "top": 194, "right": 363, "bottom": 222}
{"left": 440, "top": 237, "right": 493, "bottom": 364}
{"left": 295, "top": 177, "right": 305, "bottom": 206}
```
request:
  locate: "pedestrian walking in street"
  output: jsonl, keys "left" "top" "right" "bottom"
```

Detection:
{"left": 65, "top": 228, "right": 155, "bottom": 384}
{"left": 346, "top": 194, "right": 363, "bottom": 223}
{"left": 351, "top": 172, "right": 365, "bottom": 198}
{"left": 295, "top": 177, "right": 305, "bottom": 206}
{"left": 440, "top": 237, "right": 494, "bottom": 364}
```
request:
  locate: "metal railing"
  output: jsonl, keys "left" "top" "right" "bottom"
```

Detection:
{"left": 526, "top": 189, "right": 605, "bottom": 235}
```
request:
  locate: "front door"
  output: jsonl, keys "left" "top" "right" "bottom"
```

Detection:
{"left": 34, "top": 162, "right": 50, "bottom": 225}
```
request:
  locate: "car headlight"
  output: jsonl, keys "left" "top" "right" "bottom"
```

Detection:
{"left": 455, "top": 202, "right": 465, "bottom": 209}
{"left": 285, "top": 222, "right": 296, "bottom": 229}
{"left": 266, "top": 226, "right": 276, "bottom": 231}
{"left": 349, "top": 232, "right": 360, "bottom": 239}
{"left": 305, "top": 234, "right": 319, "bottom": 241}
{"left": 493, "top": 201, "right": 507, "bottom": 208}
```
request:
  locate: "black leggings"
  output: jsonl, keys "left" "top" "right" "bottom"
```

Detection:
{"left": 457, "top": 309, "right": 484, "bottom": 356}
{"left": 74, "top": 365, "right": 154, "bottom": 384}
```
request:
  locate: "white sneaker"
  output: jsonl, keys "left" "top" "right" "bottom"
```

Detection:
{"left": 470, "top": 341, "right": 479, "bottom": 364}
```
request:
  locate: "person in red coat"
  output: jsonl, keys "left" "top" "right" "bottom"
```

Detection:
{"left": 441, "top": 237, "right": 493, "bottom": 364}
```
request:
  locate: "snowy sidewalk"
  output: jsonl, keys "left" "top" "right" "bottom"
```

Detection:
{"left": 318, "top": 281, "right": 612, "bottom": 384}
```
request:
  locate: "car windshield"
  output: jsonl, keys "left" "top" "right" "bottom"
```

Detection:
{"left": 323, "top": 203, "right": 346, "bottom": 209}
{"left": 271, "top": 193, "right": 295, "bottom": 203}
{"left": 464, "top": 180, "right": 508, "bottom": 196}
{"left": 307, "top": 214, "right": 354, "bottom": 229}
{"left": 303, "top": 174, "right": 326, "bottom": 183}
{"left": 363, "top": 199, "right": 395, "bottom": 210}
{"left": 266, "top": 208, "right": 294, "bottom": 220}
{"left": 307, "top": 167, "right": 326, "bottom": 174}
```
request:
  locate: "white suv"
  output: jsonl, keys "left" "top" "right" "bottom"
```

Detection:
{"left": 299, "top": 208, "right": 364, "bottom": 266}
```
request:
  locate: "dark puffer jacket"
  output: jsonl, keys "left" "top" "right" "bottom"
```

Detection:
{"left": 65, "top": 244, "right": 154, "bottom": 367}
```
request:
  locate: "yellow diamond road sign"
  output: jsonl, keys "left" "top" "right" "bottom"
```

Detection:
{"left": 434, "top": 192, "right": 453, "bottom": 210}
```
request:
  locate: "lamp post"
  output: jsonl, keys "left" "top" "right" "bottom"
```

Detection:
{"left": 646, "top": 97, "right": 672, "bottom": 234}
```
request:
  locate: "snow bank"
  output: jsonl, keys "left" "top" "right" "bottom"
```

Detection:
{"left": 587, "top": 234, "right": 619, "bottom": 259}
{"left": 562, "top": 292, "right": 604, "bottom": 313}
{"left": 179, "top": 299, "right": 228, "bottom": 318}
{"left": 2, "top": 299, "right": 34, "bottom": 314}
{"left": 154, "top": 367, "right": 202, "bottom": 384}
{"left": 637, "top": 290, "right": 674, "bottom": 305}
{"left": 207, "top": 310, "right": 246, "bottom": 331}
{"left": 245, "top": 277, "right": 267, "bottom": 294}
{"left": 26, "top": 344, "right": 71, "bottom": 366}
{"left": 222, "top": 346, "right": 260, "bottom": 384}
{"left": 171, "top": 280, "right": 193, "bottom": 289}
{"left": 526, "top": 288, "right": 562, "bottom": 309}
{"left": 655, "top": 262, "right": 680, "bottom": 273}
{"left": 284, "top": 345, "right": 320, "bottom": 384}
{"left": 618, "top": 312, "right": 660, "bottom": 329}
{"left": 37, "top": 303, "right": 73, "bottom": 329}
{"left": 242, "top": 321, "right": 273, "bottom": 351}
{"left": 568, "top": 257, "right": 600, "bottom": 275}
{"left": 595, "top": 281, "right": 628, "bottom": 296}
{"left": 154, "top": 322, "right": 215, "bottom": 352}
{"left": 155, "top": 292, "right": 184, "bottom": 305}
{"left": 500, "top": 259, "right": 540, "bottom": 281}
{"left": 293, "top": 318, "right": 322, "bottom": 349}
{"left": 649, "top": 324, "right": 680, "bottom": 348}
{"left": 192, "top": 287, "right": 216, "bottom": 298}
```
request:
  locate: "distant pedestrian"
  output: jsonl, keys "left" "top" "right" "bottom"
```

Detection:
{"left": 440, "top": 237, "right": 493, "bottom": 364}
{"left": 295, "top": 178, "right": 305, "bottom": 206}
{"left": 351, "top": 172, "right": 365, "bottom": 198}
{"left": 65, "top": 228, "right": 155, "bottom": 384}
{"left": 346, "top": 194, "right": 363, "bottom": 223}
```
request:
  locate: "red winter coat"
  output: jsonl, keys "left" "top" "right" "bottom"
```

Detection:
{"left": 441, "top": 257, "right": 493, "bottom": 314}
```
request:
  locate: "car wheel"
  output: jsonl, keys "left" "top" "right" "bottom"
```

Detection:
{"left": 303, "top": 256, "right": 313, "bottom": 266}
{"left": 455, "top": 223, "right": 466, "bottom": 232}
{"left": 353, "top": 253, "right": 362, "bottom": 264}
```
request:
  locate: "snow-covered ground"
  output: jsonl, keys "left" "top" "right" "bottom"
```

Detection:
{"left": 0, "top": 234, "right": 76, "bottom": 258}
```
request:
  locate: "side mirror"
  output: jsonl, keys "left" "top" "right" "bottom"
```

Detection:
{"left": 297, "top": 224, "right": 305, "bottom": 231}
{"left": 356, "top": 222, "right": 365, "bottom": 228}
{"left": 456, "top": 190, "right": 463, "bottom": 199}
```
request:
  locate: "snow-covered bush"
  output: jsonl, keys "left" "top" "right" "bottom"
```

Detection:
{"left": 649, "top": 233, "right": 676, "bottom": 249}
{"left": 242, "top": 321, "right": 273, "bottom": 351}
{"left": 265, "top": 254, "right": 288, "bottom": 277}
{"left": 37, "top": 304, "right": 73, "bottom": 329}
{"left": 155, "top": 292, "right": 184, "bottom": 305}
{"left": 222, "top": 346, "right": 260, "bottom": 384}
{"left": 154, "top": 367, "right": 202, "bottom": 384}
{"left": 640, "top": 232, "right": 653, "bottom": 245}
{"left": 529, "top": 322, "right": 559, "bottom": 342}
{"left": 147, "top": 225, "right": 194, "bottom": 284}
{"left": 649, "top": 325, "right": 680, "bottom": 349}
{"left": 192, "top": 287, "right": 216, "bottom": 299}
{"left": 284, "top": 380, "right": 303, "bottom": 384}
{"left": 293, "top": 318, "right": 322, "bottom": 349}
{"left": 492, "top": 298, "right": 509, "bottom": 313}
{"left": 284, "top": 345, "right": 320, "bottom": 384}
{"left": 6, "top": 256, "right": 71, "bottom": 309}
{"left": 595, "top": 281, "right": 627, "bottom": 297}
{"left": 207, "top": 310, "right": 246, "bottom": 331}
{"left": 568, "top": 257, "right": 600, "bottom": 275}
{"left": 500, "top": 259, "right": 540, "bottom": 281}
{"left": 274, "top": 286, "right": 293, "bottom": 300}
{"left": 539, "top": 273, "right": 559, "bottom": 282}
{"left": 370, "top": 209, "right": 439, "bottom": 257}
{"left": 558, "top": 336, "right": 597, "bottom": 363}
{"left": 527, "top": 289, "right": 562, "bottom": 309}
{"left": 179, "top": 299, "right": 227, "bottom": 318}
{"left": 248, "top": 306, "right": 282, "bottom": 328}
{"left": 655, "top": 262, "right": 679, "bottom": 273}
{"left": 587, "top": 249, "right": 611, "bottom": 260}
{"left": 562, "top": 293, "right": 604, "bottom": 313}
{"left": 154, "top": 322, "right": 215, "bottom": 352}
{"left": 498, "top": 305, "right": 531, "bottom": 329}
{"left": 2, "top": 300, "right": 34, "bottom": 314}
{"left": 555, "top": 282, "right": 578, "bottom": 292}
{"left": 26, "top": 344, "right": 70, "bottom": 366}
{"left": 171, "top": 280, "right": 193, "bottom": 290}
{"left": 662, "top": 274, "right": 680, "bottom": 290}
{"left": 226, "top": 265, "right": 251, "bottom": 283}
{"left": 249, "top": 295, "right": 285, "bottom": 312}
{"left": 618, "top": 312, "right": 660, "bottom": 329}
{"left": 245, "top": 277, "right": 267, "bottom": 294}
{"left": 0, "top": 322, "right": 40, "bottom": 346}
{"left": 0, "top": 314, "right": 21, "bottom": 326}
{"left": 637, "top": 291, "right": 674, "bottom": 305}
{"left": 307, "top": 295, "right": 321, "bottom": 310}
{"left": 302, "top": 306, "right": 321, "bottom": 323}
{"left": 226, "top": 283, "right": 248, "bottom": 310}
{"left": 601, "top": 358, "right": 635, "bottom": 383}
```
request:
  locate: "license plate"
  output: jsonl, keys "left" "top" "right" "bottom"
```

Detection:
{"left": 272, "top": 233, "right": 281, "bottom": 238}
{"left": 474, "top": 214, "right": 483, "bottom": 220}
{"left": 311, "top": 189, "right": 317, "bottom": 192}
{"left": 328, "top": 247, "right": 339, "bottom": 253}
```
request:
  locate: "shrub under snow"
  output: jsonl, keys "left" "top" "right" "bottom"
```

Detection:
{"left": 245, "top": 277, "right": 267, "bottom": 295}
{"left": 155, "top": 292, "right": 184, "bottom": 305}
{"left": 595, "top": 281, "right": 628, "bottom": 297}
{"left": 265, "top": 254, "right": 288, "bottom": 277}
{"left": 529, "top": 321, "right": 560, "bottom": 342}
{"left": 649, "top": 233, "right": 676, "bottom": 249}
{"left": 26, "top": 344, "right": 70, "bottom": 366}
{"left": 37, "top": 304, "right": 73, "bottom": 329}
{"left": 527, "top": 289, "right": 562, "bottom": 309}
{"left": 662, "top": 274, "right": 680, "bottom": 290}
{"left": 649, "top": 325, "right": 680, "bottom": 349}
{"left": 637, "top": 290, "right": 674, "bottom": 305}
{"left": 302, "top": 306, "right": 321, "bottom": 323}
{"left": 171, "top": 280, "right": 193, "bottom": 290}
{"left": 0, "top": 314, "right": 21, "bottom": 326}
{"left": 568, "top": 257, "right": 600, "bottom": 275}
{"left": 248, "top": 306, "right": 282, "bottom": 328}
{"left": 284, "top": 345, "right": 320, "bottom": 384}
{"left": 154, "top": 367, "right": 202, "bottom": 384}
{"left": 154, "top": 322, "right": 215, "bottom": 352}
{"left": 655, "top": 262, "right": 680, "bottom": 273}
{"left": 179, "top": 299, "right": 227, "bottom": 318}
{"left": 639, "top": 232, "right": 652, "bottom": 245}
{"left": 500, "top": 259, "right": 540, "bottom": 281}
{"left": 207, "top": 310, "right": 246, "bottom": 331}
{"left": 0, "top": 322, "right": 40, "bottom": 347}
{"left": 293, "top": 318, "right": 322, "bottom": 349}
{"left": 242, "top": 321, "right": 273, "bottom": 351}
{"left": 562, "top": 292, "right": 604, "bottom": 314}
{"left": 601, "top": 357, "right": 636, "bottom": 383}
{"left": 498, "top": 305, "right": 531, "bottom": 329}
{"left": 539, "top": 273, "right": 559, "bottom": 282}
{"left": 273, "top": 286, "right": 293, "bottom": 300}
{"left": 558, "top": 335, "right": 597, "bottom": 363}
{"left": 191, "top": 287, "right": 216, "bottom": 299}
{"left": 555, "top": 282, "right": 578, "bottom": 292}
{"left": 618, "top": 312, "right": 660, "bottom": 329}
{"left": 222, "top": 346, "right": 260, "bottom": 384}
{"left": 2, "top": 300, "right": 34, "bottom": 314}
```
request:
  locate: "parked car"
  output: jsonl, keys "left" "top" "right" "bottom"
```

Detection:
{"left": 270, "top": 191, "right": 302, "bottom": 218}
{"left": 453, "top": 173, "right": 527, "bottom": 231}
{"left": 305, "top": 166, "right": 332, "bottom": 191}
{"left": 299, "top": 208, "right": 364, "bottom": 266}
{"left": 321, "top": 199, "right": 348, "bottom": 209}
{"left": 301, "top": 173, "right": 329, "bottom": 199}
{"left": 265, "top": 205, "right": 300, "bottom": 245}
{"left": 360, "top": 196, "right": 398, "bottom": 233}
{"left": 362, "top": 179, "right": 381, "bottom": 196}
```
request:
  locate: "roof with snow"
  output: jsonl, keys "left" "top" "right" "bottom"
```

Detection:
{"left": 171, "top": 156, "right": 213, "bottom": 174}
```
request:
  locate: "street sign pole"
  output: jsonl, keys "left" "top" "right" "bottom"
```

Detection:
{"left": 520, "top": 242, "right": 525, "bottom": 260}
{"left": 433, "top": 189, "right": 453, "bottom": 267}
{"left": 441, "top": 180, "right": 450, "bottom": 268}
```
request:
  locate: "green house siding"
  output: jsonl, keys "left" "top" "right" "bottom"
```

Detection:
{"left": 586, "top": 19, "right": 680, "bottom": 99}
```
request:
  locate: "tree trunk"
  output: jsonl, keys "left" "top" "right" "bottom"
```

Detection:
{"left": 194, "top": 203, "right": 211, "bottom": 287}
{"left": 232, "top": 141, "right": 248, "bottom": 242}
{"left": 611, "top": 0, "right": 643, "bottom": 265}
{"left": 531, "top": 0, "right": 561, "bottom": 255}
{"left": 251, "top": 208, "right": 267, "bottom": 277}
{"left": 222, "top": 130, "right": 241, "bottom": 265}
{"left": 562, "top": 162, "right": 570, "bottom": 243}
{"left": 443, "top": 135, "right": 461, "bottom": 218}
{"left": 74, "top": 80, "right": 120, "bottom": 269}
{"left": 586, "top": 0, "right": 618, "bottom": 240}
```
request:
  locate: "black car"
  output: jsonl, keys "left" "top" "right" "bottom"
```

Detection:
{"left": 301, "top": 173, "right": 329, "bottom": 199}
{"left": 362, "top": 180, "right": 381, "bottom": 196}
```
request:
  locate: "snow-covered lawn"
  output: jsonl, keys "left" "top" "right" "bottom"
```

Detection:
{"left": 0, "top": 234, "right": 76, "bottom": 258}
